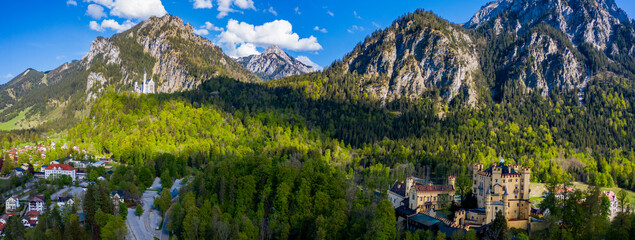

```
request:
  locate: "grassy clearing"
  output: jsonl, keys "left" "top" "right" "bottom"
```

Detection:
{"left": 0, "top": 107, "right": 31, "bottom": 131}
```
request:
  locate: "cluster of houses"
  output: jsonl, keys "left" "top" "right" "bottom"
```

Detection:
{"left": 10, "top": 157, "right": 113, "bottom": 182}
{"left": 549, "top": 186, "right": 619, "bottom": 218}
{"left": 388, "top": 159, "right": 544, "bottom": 236}
{"left": 1, "top": 188, "right": 127, "bottom": 232}
{"left": 3, "top": 142, "right": 54, "bottom": 162}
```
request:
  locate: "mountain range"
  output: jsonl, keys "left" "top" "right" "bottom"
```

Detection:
{"left": 0, "top": 0, "right": 634, "bottom": 129}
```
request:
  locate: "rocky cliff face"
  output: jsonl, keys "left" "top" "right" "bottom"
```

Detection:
{"left": 236, "top": 45, "right": 316, "bottom": 80}
{"left": 465, "top": 0, "right": 634, "bottom": 99}
{"left": 342, "top": 10, "right": 483, "bottom": 106}
{"left": 466, "top": 0, "right": 632, "bottom": 50}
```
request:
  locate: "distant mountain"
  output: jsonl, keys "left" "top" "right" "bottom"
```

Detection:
{"left": 0, "top": 14, "right": 258, "bottom": 129}
{"left": 236, "top": 45, "right": 317, "bottom": 80}
{"left": 0, "top": 68, "right": 46, "bottom": 106}
{"left": 333, "top": 0, "right": 635, "bottom": 105}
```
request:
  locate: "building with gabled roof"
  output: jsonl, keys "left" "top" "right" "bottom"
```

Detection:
{"left": 5, "top": 196, "right": 19, "bottom": 212}
{"left": 388, "top": 176, "right": 456, "bottom": 212}
{"left": 44, "top": 164, "right": 76, "bottom": 181}
{"left": 27, "top": 195, "right": 45, "bottom": 212}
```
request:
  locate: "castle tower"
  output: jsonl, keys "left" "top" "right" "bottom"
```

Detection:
{"left": 448, "top": 176, "right": 456, "bottom": 189}
{"left": 502, "top": 189, "right": 509, "bottom": 218}
{"left": 485, "top": 188, "right": 493, "bottom": 224}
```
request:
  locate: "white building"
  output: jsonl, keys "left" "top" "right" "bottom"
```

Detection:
{"left": 56, "top": 196, "right": 74, "bottom": 208}
{"left": 44, "top": 164, "right": 76, "bottom": 181}
{"left": 5, "top": 196, "right": 20, "bottom": 212}
{"left": 27, "top": 196, "right": 45, "bottom": 212}
{"left": 134, "top": 72, "right": 155, "bottom": 94}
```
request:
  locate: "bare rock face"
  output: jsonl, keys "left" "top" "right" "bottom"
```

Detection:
{"left": 344, "top": 10, "right": 482, "bottom": 106}
{"left": 504, "top": 33, "right": 586, "bottom": 96}
{"left": 236, "top": 45, "right": 316, "bottom": 80}
{"left": 82, "top": 37, "right": 122, "bottom": 69}
{"left": 466, "top": 0, "right": 632, "bottom": 50}
{"left": 465, "top": 0, "right": 634, "bottom": 100}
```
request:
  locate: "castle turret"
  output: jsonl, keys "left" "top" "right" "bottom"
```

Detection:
{"left": 448, "top": 176, "right": 456, "bottom": 189}
{"left": 485, "top": 188, "right": 493, "bottom": 223}
{"left": 502, "top": 189, "right": 509, "bottom": 217}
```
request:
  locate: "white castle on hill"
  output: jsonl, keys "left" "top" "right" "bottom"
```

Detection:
{"left": 134, "top": 72, "right": 155, "bottom": 94}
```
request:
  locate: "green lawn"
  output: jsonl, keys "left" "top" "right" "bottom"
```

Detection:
{"left": 0, "top": 107, "right": 31, "bottom": 131}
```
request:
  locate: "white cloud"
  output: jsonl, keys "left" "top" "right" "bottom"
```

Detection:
{"left": 193, "top": 0, "right": 213, "bottom": 9}
{"left": 193, "top": 28, "right": 209, "bottom": 35}
{"left": 86, "top": 4, "right": 107, "bottom": 19}
{"left": 326, "top": 10, "right": 334, "bottom": 17}
{"left": 204, "top": 22, "right": 223, "bottom": 31}
{"left": 87, "top": 0, "right": 115, "bottom": 9}
{"left": 234, "top": 43, "right": 259, "bottom": 57}
{"left": 294, "top": 7, "right": 301, "bottom": 15}
{"left": 217, "top": 0, "right": 255, "bottom": 19}
{"left": 219, "top": 19, "right": 322, "bottom": 57}
{"left": 372, "top": 21, "right": 381, "bottom": 28}
{"left": 1, "top": 74, "right": 14, "bottom": 79}
{"left": 296, "top": 56, "right": 322, "bottom": 71}
{"left": 313, "top": 26, "right": 327, "bottom": 33}
{"left": 193, "top": 21, "right": 224, "bottom": 35}
{"left": 89, "top": 19, "right": 135, "bottom": 33}
{"left": 56, "top": 56, "right": 66, "bottom": 60}
{"left": 347, "top": 25, "right": 365, "bottom": 34}
{"left": 108, "top": 0, "right": 167, "bottom": 20}
{"left": 66, "top": 0, "right": 77, "bottom": 6}
{"left": 354, "top": 11, "right": 362, "bottom": 19}
{"left": 267, "top": 6, "right": 277, "bottom": 16}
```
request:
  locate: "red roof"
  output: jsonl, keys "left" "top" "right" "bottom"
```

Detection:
{"left": 45, "top": 164, "right": 75, "bottom": 171}
{"left": 26, "top": 210, "right": 40, "bottom": 218}
{"left": 414, "top": 183, "right": 454, "bottom": 192}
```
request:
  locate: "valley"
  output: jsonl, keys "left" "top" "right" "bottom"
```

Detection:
{"left": 0, "top": 0, "right": 634, "bottom": 239}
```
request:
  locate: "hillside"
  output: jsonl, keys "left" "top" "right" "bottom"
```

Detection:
{"left": 0, "top": 14, "right": 258, "bottom": 130}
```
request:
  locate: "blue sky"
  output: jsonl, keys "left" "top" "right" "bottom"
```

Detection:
{"left": 1, "top": 0, "right": 634, "bottom": 84}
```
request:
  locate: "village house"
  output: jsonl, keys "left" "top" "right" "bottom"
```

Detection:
{"left": 12, "top": 167, "right": 25, "bottom": 177}
{"left": 111, "top": 190, "right": 125, "bottom": 206}
{"left": 27, "top": 195, "right": 45, "bottom": 212}
{"left": 44, "top": 164, "right": 76, "bottom": 181}
{"left": 22, "top": 210, "right": 40, "bottom": 228}
{"left": 0, "top": 213, "right": 14, "bottom": 225}
{"left": 5, "top": 196, "right": 20, "bottom": 212}
{"left": 56, "top": 196, "right": 74, "bottom": 208}
{"left": 604, "top": 191, "right": 618, "bottom": 218}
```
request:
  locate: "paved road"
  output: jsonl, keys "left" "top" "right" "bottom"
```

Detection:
{"left": 160, "top": 178, "right": 186, "bottom": 237}
{"left": 126, "top": 177, "right": 169, "bottom": 240}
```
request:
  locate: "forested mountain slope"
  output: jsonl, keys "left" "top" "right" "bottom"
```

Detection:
{"left": 0, "top": 14, "right": 258, "bottom": 130}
